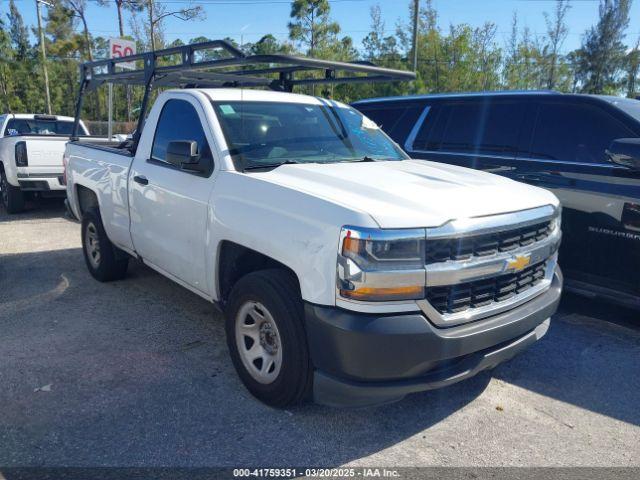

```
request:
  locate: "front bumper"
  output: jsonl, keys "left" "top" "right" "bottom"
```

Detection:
{"left": 305, "top": 269, "right": 562, "bottom": 407}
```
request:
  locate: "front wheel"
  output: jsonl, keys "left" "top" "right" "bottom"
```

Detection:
{"left": 1, "top": 167, "right": 25, "bottom": 213}
{"left": 81, "top": 208, "right": 129, "bottom": 282}
{"left": 225, "top": 269, "right": 312, "bottom": 407}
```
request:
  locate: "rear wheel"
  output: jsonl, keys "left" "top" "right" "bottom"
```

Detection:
{"left": 225, "top": 269, "right": 312, "bottom": 407}
{"left": 81, "top": 208, "right": 129, "bottom": 282}
{"left": 1, "top": 167, "right": 25, "bottom": 214}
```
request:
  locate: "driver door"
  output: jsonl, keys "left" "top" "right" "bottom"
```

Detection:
{"left": 129, "top": 97, "right": 216, "bottom": 294}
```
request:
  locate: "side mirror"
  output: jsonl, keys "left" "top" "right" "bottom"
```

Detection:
{"left": 166, "top": 140, "right": 199, "bottom": 166}
{"left": 606, "top": 138, "right": 640, "bottom": 171}
{"left": 166, "top": 140, "right": 211, "bottom": 174}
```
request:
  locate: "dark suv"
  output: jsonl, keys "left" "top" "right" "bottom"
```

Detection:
{"left": 353, "top": 91, "right": 640, "bottom": 308}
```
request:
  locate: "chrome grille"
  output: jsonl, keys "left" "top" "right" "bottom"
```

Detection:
{"left": 420, "top": 205, "right": 561, "bottom": 326}
{"left": 425, "top": 220, "right": 553, "bottom": 264}
{"left": 426, "top": 261, "right": 548, "bottom": 315}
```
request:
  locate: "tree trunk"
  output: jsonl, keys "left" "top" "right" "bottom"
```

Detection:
{"left": 548, "top": 52, "right": 557, "bottom": 89}
{"left": 148, "top": 0, "right": 156, "bottom": 51}
{"left": 0, "top": 61, "right": 10, "bottom": 112}
{"left": 81, "top": 18, "right": 94, "bottom": 62}
{"left": 116, "top": 0, "right": 125, "bottom": 37}
{"left": 433, "top": 37, "right": 439, "bottom": 91}
{"left": 115, "top": 0, "right": 132, "bottom": 124}
{"left": 80, "top": 11, "right": 101, "bottom": 119}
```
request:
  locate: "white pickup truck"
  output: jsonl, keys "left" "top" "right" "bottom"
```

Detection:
{"left": 0, "top": 113, "right": 89, "bottom": 213}
{"left": 65, "top": 42, "right": 563, "bottom": 407}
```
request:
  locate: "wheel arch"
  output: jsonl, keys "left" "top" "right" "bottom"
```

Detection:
{"left": 74, "top": 184, "right": 100, "bottom": 220}
{"left": 216, "top": 240, "right": 301, "bottom": 306}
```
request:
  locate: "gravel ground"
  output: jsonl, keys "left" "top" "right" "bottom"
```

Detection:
{"left": 0, "top": 199, "right": 639, "bottom": 468}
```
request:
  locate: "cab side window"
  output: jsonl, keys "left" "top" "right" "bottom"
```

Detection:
{"left": 356, "top": 104, "right": 424, "bottom": 144}
{"left": 526, "top": 102, "right": 635, "bottom": 163}
{"left": 412, "top": 100, "right": 525, "bottom": 155}
{"left": 151, "top": 99, "right": 213, "bottom": 167}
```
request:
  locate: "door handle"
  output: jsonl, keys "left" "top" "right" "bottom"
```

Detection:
{"left": 517, "top": 174, "right": 545, "bottom": 183}
{"left": 516, "top": 173, "right": 574, "bottom": 188}
{"left": 133, "top": 175, "right": 148, "bottom": 185}
{"left": 483, "top": 164, "right": 513, "bottom": 173}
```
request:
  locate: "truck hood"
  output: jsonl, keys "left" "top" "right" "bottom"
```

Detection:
{"left": 252, "top": 159, "right": 559, "bottom": 228}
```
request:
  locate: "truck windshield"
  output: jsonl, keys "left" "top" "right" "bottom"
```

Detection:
{"left": 4, "top": 118, "right": 77, "bottom": 136}
{"left": 612, "top": 98, "right": 640, "bottom": 123}
{"left": 212, "top": 101, "right": 408, "bottom": 170}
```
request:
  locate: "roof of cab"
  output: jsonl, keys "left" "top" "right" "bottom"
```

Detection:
{"left": 352, "top": 90, "right": 561, "bottom": 105}
{"left": 5, "top": 113, "right": 76, "bottom": 121}
{"left": 178, "top": 87, "right": 350, "bottom": 108}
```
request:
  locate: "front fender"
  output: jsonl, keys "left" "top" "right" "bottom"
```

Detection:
{"left": 209, "top": 172, "right": 377, "bottom": 306}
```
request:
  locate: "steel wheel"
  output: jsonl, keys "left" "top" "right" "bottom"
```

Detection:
{"left": 235, "top": 300, "right": 283, "bottom": 385}
{"left": 84, "top": 221, "right": 101, "bottom": 269}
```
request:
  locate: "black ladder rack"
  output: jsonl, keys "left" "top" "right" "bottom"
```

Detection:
{"left": 71, "top": 39, "right": 416, "bottom": 148}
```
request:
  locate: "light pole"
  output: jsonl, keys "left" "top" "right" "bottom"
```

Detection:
{"left": 35, "top": 0, "right": 52, "bottom": 115}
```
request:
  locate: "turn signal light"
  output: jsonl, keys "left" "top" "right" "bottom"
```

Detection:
{"left": 340, "top": 285, "right": 424, "bottom": 302}
{"left": 341, "top": 235, "right": 363, "bottom": 256}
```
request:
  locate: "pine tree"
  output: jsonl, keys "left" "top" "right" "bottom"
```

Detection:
{"left": 362, "top": 5, "right": 385, "bottom": 61}
{"left": 7, "top": 0, "right": 29, "bottom": 60}
{"left": 543, "top": 0, "right": 570, "bottom": 89}
{"left": 576, "top": 0, "right": 632, "bottom": 94}
{"left": 626, "top": 38, "right": 640, "bottom": 98}
{"left": 288, "top": 0, "right": 340, "bottom": 55}
{"left": 44, "top": 3, "right": 86, "bottom": 116}
{"left": 0, "top": 16, "right": 14, "bottom": 112}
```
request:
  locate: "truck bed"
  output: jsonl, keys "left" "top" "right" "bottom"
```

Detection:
{"left": 65, "top": 138, "right": 136, "bottom": 251}
{"left": 71, "top": 137, "right": 134, "bottom": 156}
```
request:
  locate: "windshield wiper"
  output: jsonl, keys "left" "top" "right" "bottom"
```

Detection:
{"left": 242, "top": 160, "right": 300, "bottom": 172}
{"left": 338, "top": 156, "right": 379, "bottom": 163}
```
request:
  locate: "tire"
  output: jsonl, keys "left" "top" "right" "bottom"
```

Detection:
{"left": 225, "top": 269, "right": 313, "bottom": 407}
{"left": 1, "top": 166, "right": 25, "bottom": 214}
{"left": 81, "top": 207, "right": 129, "bottom": 282}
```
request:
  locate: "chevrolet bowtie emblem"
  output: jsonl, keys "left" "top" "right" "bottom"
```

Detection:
{"left": 507, "top": 255, "right": 530, "bottom": 272}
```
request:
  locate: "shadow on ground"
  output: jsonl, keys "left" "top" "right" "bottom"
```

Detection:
{"left": 493, "top": 292, "right": 640, "bottom": 427}
{"left": 0, "top": 247, "right": 491, "bottom": 466}
{"left": 0, "top": 196, "right": 67, "bottom": 222}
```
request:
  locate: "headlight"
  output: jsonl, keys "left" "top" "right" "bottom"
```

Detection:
{"left": 337, "top": 226, "right": 426, "bottom": 302}
{"left": 550, "top": 206, "right": 562, "bottom": 231}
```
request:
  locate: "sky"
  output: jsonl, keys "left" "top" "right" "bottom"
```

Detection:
{"left": 3, "top": 0, "right": 640, "bottom": 55}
